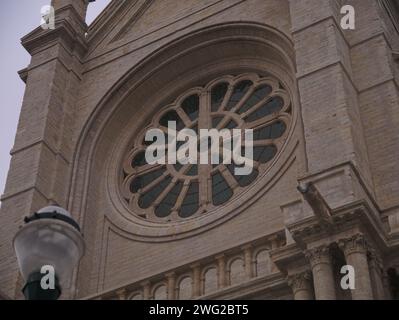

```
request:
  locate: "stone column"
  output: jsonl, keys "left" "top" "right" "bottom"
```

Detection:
{"left": 166, "top": 272, "right": 177, "bottom": 300}
{"left": 216, "top": 254, "right": 227, "bottom": 288}
{"left": 287, "top": 271, "right": 314, "bottom": 300}
{"left": 305, "top": 245, "right": 336, "bottom": 300}
{"left": 243, "top": 245, "right": 255, "bottom": 279}
{"left": 141, "top": 281, "right": 151, "bottom": 300}
{"left": 338, "top": 234, "right": 373, "bottom": 300}
{"left": 191, "top": 263, "right": 202, "bottom": 298}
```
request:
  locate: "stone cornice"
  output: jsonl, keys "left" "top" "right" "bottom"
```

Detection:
{"left": 18, "top": 67, "right": 28, "bottom": 83}
{"left": 270, "top": 243, "right": 309, "bottom": 275}
{"left": 198, "top": 273, "right": 287, "bottom": 300}
{"left": 21, "top": 13, "right": 87, "bottom": 58}
{"left": 287, "top": 201, "right": 388, "bottom": 252}
{"left": 87, "top": 0, "right": 124, "bottom": 39}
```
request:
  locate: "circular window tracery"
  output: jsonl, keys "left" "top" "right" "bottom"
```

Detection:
{"left": 121, "top": 73, "right": 291, "bottom": 222}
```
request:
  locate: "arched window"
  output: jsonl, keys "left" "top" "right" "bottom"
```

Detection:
{"left": 255, "top": 250, "right": 272, "bottom": 277}
{"left": 229, "top": 258, "right": 246, "bottom": 285}
{"left": 153, "top": 284, "right": 167, "bottom": 300}
{"left": 121, "top": 73, "right": 291, "bottom": 221}
{"left": 178, "top": 276, "right": 193, "bottom": 299}
{"left": 203, "top": 267, "right": 218, "bottom": 295}
{"left": 129, "top": 292, "right": 143, "bottom": 300}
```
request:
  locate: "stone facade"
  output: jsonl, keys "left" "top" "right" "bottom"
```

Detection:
{"left": 0, "top": 0, "right": 399, "bottom": 300}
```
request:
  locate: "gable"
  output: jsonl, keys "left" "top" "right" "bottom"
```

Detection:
{"left": 85, "top": 0, "right": 244, "bottom": 59}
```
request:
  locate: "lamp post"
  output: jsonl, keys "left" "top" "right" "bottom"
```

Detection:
{"left": 13, "top": 206, "right": 85, "bottom": 300}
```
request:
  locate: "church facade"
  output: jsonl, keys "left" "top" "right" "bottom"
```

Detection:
{"left": 1, "top": 0, "right": 399, "bottom": 300}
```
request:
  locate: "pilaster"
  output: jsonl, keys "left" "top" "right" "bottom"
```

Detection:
{"left": 0, "top": 0, "right": 90, "bottom": 299}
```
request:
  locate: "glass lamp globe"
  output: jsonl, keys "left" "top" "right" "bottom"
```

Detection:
{"left": 13, "top": 206, "right": 85, "bottom": 299}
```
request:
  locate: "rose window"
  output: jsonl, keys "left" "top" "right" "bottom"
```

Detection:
{"left": 121, "top": 74, "right": 291, "bottom": 222}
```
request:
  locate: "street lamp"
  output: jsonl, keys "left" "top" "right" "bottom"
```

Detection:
{"left": 13, "top": 206, "right": 85, "bottom": 300}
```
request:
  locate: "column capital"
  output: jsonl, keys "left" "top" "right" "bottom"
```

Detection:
{"left": 140, "top": 280, "right": 151, "bottom": 287}
{"left": 338, "top": 234, "right": 368, "bottom": 255}
{"left": 241, "top": 244, "right": 253, "bottom": 251}
{"left": 165, "top": 271, "right": 177, "bottom": 279}
{"left": 215, "top": 254, "right": 226, "bottom": 261}
{"left": 190, "top": 262, "right": 201, "bottom": 269}
{"left": 305, "top": 245, "right": 332, "bottom": 267}
{"left": 287, "top": 270, "right": 312, "bottom": 293}
{"left": 115, "top": 288, "right": 127, "bottom": 300}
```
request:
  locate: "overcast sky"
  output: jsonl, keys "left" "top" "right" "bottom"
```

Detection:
{"left": 0, "top": 0, "right": 111, "bottom": 197}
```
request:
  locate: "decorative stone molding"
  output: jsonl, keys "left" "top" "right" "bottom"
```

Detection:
{"left": 85, "top": 233, "right": 284, "bottom": 300}
{"left": 368, "top": 248, "right": 384, "bottom": 272}
{"left": 287, "top": 271, "right": 312, "bottom": 293}
{"left": 115, "top": 288, "right": 127, "bottom": 300}
{"left": 305, "top": 245, "right": 332, "bottom": 268}
{"left": 338, "top": 234, "right": 369, "bottom": 255}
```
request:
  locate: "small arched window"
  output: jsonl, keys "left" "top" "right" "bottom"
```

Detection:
{"left": 203, "top": 267, "right": 218, "bottom": 295}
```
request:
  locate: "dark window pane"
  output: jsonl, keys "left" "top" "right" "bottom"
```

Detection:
{"left": 160, "top": 110, "right": 185, "bottom": 130}
{"left": 212, "top": 171, "right": 233, "bottom": 205}
{"left": 253, "top": 145, "right": 277, "bottom": 163}
{"left": 211, "top": 83, "right": 228, "bottom": 112}
{"left": 131, "top": 151, "right": 147, "bottom": 167}
{"left": 238, "top": 85, "right": 272, "bottom": 114}
{"left": 212, "top": 116, "right": 224, "bottom": 127}
{"left": 270, "top": 121, "right": 286, "bottom": 139}
{"left": 224, "top": 119, "right": 238, "bottom": 129}
{"left": 185, "top": 165, "right": 198, "bottom": 176}
{"left": 138, "top": 176, "right": 172, "bottom": 208}
{"left": 226, "top": 80, "right": 253, "bottom": 110}
{"left": 253, "top": 121, "right": 286, "bottom": 140}
{"left": 130, "top": 167, "right": 166, "bottom": 193}
{"left": 174, "top": 163, "right": 183, "bottom": 172}
{"left": 179, "top": 182, "right": 199, "bottom": 218}
{"left": 181, "top": 95, "right": 199, "bottom": 121}
{"left": 226, "top": 164, "right": 259, "bottom": 187}
{"left": 245, "top": 96, "right": 284, "bottom": 122}
{"left": 155, "top": 181, "right": 183, "bottom": 217}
